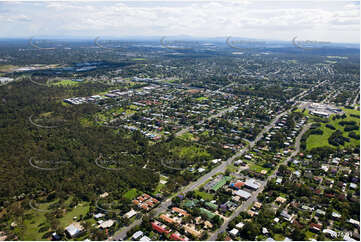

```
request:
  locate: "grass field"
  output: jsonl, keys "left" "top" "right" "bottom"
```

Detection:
{"left": 306, "top": 108, "right": 360, "bottom": 150}
{"left": 196, "top": 96, "right": 208, "bottom": 101}
{"left": 51, "top": 79, "right": 80, "bottom": 87}
{"left": 172, "top": 145, "right": 211, "bottom": 161}
{"left": 179, "top": 132, "right": 195, "bottom": 141}
{"left": 154, "top": 182, "right": 165, "bottom": 194}
{"left": 249, "top": 163, "right": 270, "bottom": 173}
{"left": 273, "top": 234, "right": 285, "bottom": 241}
{"left": 226, "top": 164, "right": 238, "bottom": 173}
{"left": 22, "top": 197, "right": 90, "bottom": 241}
{"left": 123, "top": 188, "right": 140, "bottom": 200}
{"left": 194, "top": 190, "right": 214, "bottom": 201}
{"left": 80, "top": 117, "right": 93, "bottom": 127}
{"left": 58, "top": 203, "right": 90, "bottom": 228}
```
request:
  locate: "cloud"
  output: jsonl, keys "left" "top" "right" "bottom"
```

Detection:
{"left": 0, "top": 1, "right": 358, "bottom": 43}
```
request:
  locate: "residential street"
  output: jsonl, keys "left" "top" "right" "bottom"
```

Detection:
{"left": 208, "top": 122, "right": 312, "bottom": 241}
{"left": 110, "top": 83, "right": 324, "bottom": 241}
{"left": 110, "top": 108, "right": 291, "bottom": 241}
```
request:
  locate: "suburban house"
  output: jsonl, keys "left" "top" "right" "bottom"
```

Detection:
{"left": 65, "top": 222, "right": 84, "bottom": 238}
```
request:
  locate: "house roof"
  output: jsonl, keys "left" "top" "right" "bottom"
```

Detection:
{"left": 205, "top": 202, "right": 218, "bottom": 210}
{"left": 275, "top": 196, "right": 287, "bottom": 203}
{"left": 140, "top": 236, "right": 151, "bottom": 241}
{"left": 124, "top": 209, "right": 137, "bottom": 219}
{"left": 132, "top": 231, "right": 144, "bottom": 239}
{"left": 183, "top": 225, "right": 202, "bottom": 238}
{"left": 65, "top": 223, "right": 83, "bottom": 237}
{"left": 229, "top": 228, "right": 239, "bottom": 236}
{"left": 200, "top": 208, "right": 216, "bottom": 219}
{"left": 232, "top": 181, "right": 245, "bottom": 189}
{"left": 212, "top": 176, "right": 231, "bottom": 191}
{"left": 172, "top": 207, "right": 189, "bottom": 216}
{"left": 170, "top": 232, "right": 189, "bottom": 241}
{"left": 235, "top": 190, "right": 251, "bottom": 199}
{"left": 99, "top": 220, "right": 114, "bottom": 229}
{"left": 160, "top": 214, "right": 176, "bottom": 224}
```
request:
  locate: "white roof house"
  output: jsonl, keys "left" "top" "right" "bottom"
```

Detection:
{"left": 235, "top": 190, "right": 251, "bottom": 199}
{"left": 348, "top": 218, "right": 360, "bottom": 226}
{"left": 99, "top": 220, "right": 115, "bottom": 229}
{"left": 344, "top": 234, "right": 357, "bottom": 241}
{"left": 140, "top": 236, "right": 151, "bottom": 241}
{"left": 229, "top": 228, "right": 239, "bottom": 237}
{"left": 132, "top": 231, "right": 144, "bottom": 240}
{"left": 323, "top": 229, "right": 337, "bottom": 238}
{"left": 245, "top": 179, "right": 260, "bottom": 190}
{"left": 235, "top": 222, "right": 245, "bottom": 229}
{"left": 124, "top": 209, "right": 137, "bottom": 219}
{"left": 234, "top": 160, "right": 243, "bottom": 165}
{"left": 94, "top": 213, "right": 105, "bottom": 219}
{"left": 198, "top": 168, "right": 206, "bottom": 173}
{"left": 332, "top": 212, "right": 341, "bottom": 219}
{"left": 316, "top": 209, "right": 326, "bottom": 216}
{"left": 350, "top": 183, "right": 357, "bottom": 189}
{"left": 65, "top": 223, "right": 83, "bottom": 238}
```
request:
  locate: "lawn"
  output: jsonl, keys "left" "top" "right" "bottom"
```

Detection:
{"left": 58, "top": 203, "right": 90, "bottom": 228}
{"left": 179, "top": 132, "right": 195, "bottom": 141}
{"left": 226, "top": 164, "right": 238, "bottom": 173}
{"left": 22, "top": 198, "right": 90, "bottom": 241}
{"left": 51, "top": 79, "right": 80, "bottom": 87}
{"left": 123, "top": 188, "right": 140, "bottom": 200}
{"left": 80, "top": 117, "right": 93, "bottom": 127}
{"left": 306, "top": 108, "right": 360, "bottom": 150}
{"left": 249, "top": 163, "right": 270, "bottom": 173}
{"left": 273, "top": 234, "right": 285, "bottom": 241}
{"left": 23, "top": 201, "right": 50, "bottom": 240}
{"left": 110, "top": 107, "right": 125, "bottom": 115}
{"left": 196, "top": 96, "right": 208, "bottom": 101}
{"left": 194, "top": 190, "right": 214, "bottom": 201}
{"left": 154, "top": 183, "right": 165, "bottom": 194}
{"left": 305, "top": 231, "right": 316, "bottom": 240}
{"left": 172, "top": 145, "right": 211, "bottom": 161}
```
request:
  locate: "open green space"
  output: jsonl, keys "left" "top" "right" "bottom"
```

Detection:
{"left": 249, "top": 163, "right": 270, "bottom": 173}
{"left": 172, "top": 145, "right": 211, "bottom": 161}
{"left": 226, "top": 164, "right": 238, "bottom": 173}
{"left": 273, "top": 234, "right": 285, "bottom": 241}
{"left": 194, "top": 190, "right": 214, "bottom": 201}
{"left": 22, "top": 197, "right": 90, "bottom": 241}
{"left": 51, "top": 79, "right": 80, "bottom": 87}
{"left": 123, "top": 188, "right": 140, "bottom": 200}
{"left": 179, "top": 132, "right": 195, "bottom": 141}
{"left": 306, "top": 108, "right": 360, "bottom": 150}
{"left": 196, "top": 96, "right": 208, "bottom": 101}
{"left": 58, "top": 203, "right": 90, "bottom": 228}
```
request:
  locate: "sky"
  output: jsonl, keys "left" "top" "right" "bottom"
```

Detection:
{"left": 0, "top": 1, "right": 359, "bottom": 43}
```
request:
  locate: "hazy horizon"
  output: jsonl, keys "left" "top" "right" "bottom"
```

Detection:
{"left": 0, "top": 1, "right": 359, "bottom": 43}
